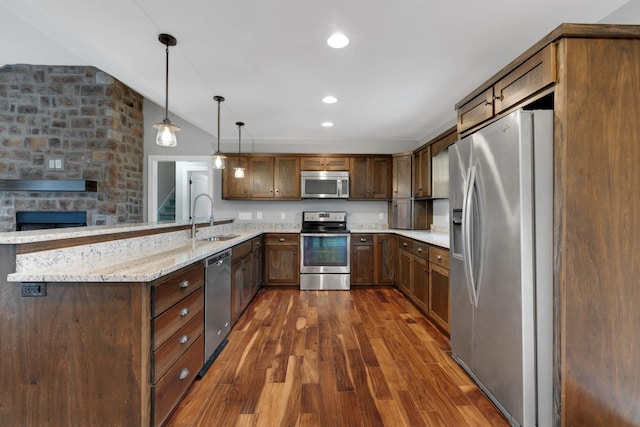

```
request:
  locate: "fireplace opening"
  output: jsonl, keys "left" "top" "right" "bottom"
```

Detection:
{"left": 15, "top": 211, "right": 87, "bottom": 231}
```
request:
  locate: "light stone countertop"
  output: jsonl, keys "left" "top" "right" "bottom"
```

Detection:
{"left": 5, "top": 223, "right": 448, "bottom": 283}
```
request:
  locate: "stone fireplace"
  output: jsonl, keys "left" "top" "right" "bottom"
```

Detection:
{"left": 0, "top": 64, "right": 144, "bottom": 231}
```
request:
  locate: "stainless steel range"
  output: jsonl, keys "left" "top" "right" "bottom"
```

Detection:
{"left": 300, "top": 211, "right": 351, "bottom": 290}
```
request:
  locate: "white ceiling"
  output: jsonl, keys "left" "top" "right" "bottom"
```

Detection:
{"left": 0, "top": 0, "right": 638, "bottom": 146}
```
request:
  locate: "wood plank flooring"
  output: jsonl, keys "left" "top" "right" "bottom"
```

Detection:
{"left": 165, "top": 287, "right": 508, "bottom": 427}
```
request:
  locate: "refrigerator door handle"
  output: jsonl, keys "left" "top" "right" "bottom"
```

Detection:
{"left": 462, "top": 165, "right": 478, "bottom": 307}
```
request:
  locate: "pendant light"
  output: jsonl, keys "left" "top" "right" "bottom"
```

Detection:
{"left": 153, "top": 33, "right": 181, "bottom": 147}
{"left": 234, "top": 121, "right": 246, "bottom": 179}
{"left": 211, "top": 95, "right": 226, "bottom": 169}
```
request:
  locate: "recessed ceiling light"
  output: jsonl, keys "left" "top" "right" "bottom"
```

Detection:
{"left": 323, "top": 96, "right": 338, "bottom": 104}
{"left": 321, "top": 122, "right": 334, "bottom": 127}
{"left": 327, "top": 33, "right": 349, "bottom": 49}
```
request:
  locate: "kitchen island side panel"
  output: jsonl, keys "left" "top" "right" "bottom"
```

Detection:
{"left": 0, "top": 281, "right": 151, "bottom": 426}
{"left": 555, "top": 37, "right": 640, "bottom": 426}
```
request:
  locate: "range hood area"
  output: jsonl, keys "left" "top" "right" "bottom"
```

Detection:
{"left": 0, "top": 179, "right": 98, "bottom": 192}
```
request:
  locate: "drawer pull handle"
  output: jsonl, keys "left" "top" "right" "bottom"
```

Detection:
{"left": 179, "top": 307, "right": 190, "bottom": 317}
{"left": 360, "top": 238, "right": 367, "bottom": 242}
{"left": 437, "top": 255, "right": 442, "bottom": 260}
{"left": 179, "top": 334, "right": 189, "bottom": 344}
{"left": 279, "top": 238, "right": 285, "bottom": 242}
{"left": 178, "top": 368, "right": 190, "bottom": 380}
{"left": 178, "top": 280, "right": 190, "bottom": 289}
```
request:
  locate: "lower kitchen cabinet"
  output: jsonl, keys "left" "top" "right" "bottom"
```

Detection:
{"left": 429, "top": 246, "right": 450, "bottom": 332}
{"left": 396, "top": 236, "right": 450, "bottom": 333}
{"left": 0, "top": 262, "right": 205, "bottom": 427}
{"left": 231, "top": 239, "right": 253, "bottom": 324}
{"left": 264, "top": 233, "right": 299, "bottom": 286}
{"left": 374, "top": 234, "right": 396, "bottom": 284}
{"left": 351, "top": 234, "right": 374, "bottom": 285}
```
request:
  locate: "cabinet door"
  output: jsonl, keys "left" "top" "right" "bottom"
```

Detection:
{"left": 231, "top": 260, "right": 243, "bottom": 324}
{"left": 351, "top": 234, "right": 374, "bottom": 285}
{"left": 429, "top": 264, "right": 449, "bottom": 332}
{"left": 240, "top": 256, "right": 253, "bottom": 313}
{"left": 397, "top": 249, "right": 412, "bottom": 296}
{"left": 412, "top": 256, "right": 429, "bottom": 312}
{"left": 457, "top": 88, "right": 494, "bottom": 133}
{"left": 392, "top": 154, "right": 412, "bottom": 198}
{"left": 349, "top": 157, "right": 369, "bottom": 199}
{"left": 248, "top": 156, "right": 274, "bottom": 198}
{"left": 274, "top": 156, "right": 300, "bottom": 199}
{"left": 412, "top": 146, "right": 431, "bottom": 198}
{"left": 370, "top": 157, "right": 391, "bottom": 199}
{"left": 374, "top": 234, "right": 396, "bottom": 284}
{"left": 222, "top": 156, "right": 248, "bottom": 199}
{"left": 264, "top": 245, "right": 299, "bottom": 285}
{"left": 301, "top": 156, "right": 348, "bottom": 171}
{"left": 253, "top": 246, "right": 263, "bottom": 291}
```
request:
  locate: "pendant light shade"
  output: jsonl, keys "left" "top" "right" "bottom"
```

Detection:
{"left": 212, "top": 95, "right": 226, "bottom": 169}
{"left": 154, "top": 33, "right": 181, "bottom": 147}
{"left": 234, "top": 121, "right": 246, "bottom": 179}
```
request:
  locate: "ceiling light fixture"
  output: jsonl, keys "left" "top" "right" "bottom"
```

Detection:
{"left": 327, "top": 33, "right": 349, "bottom": 49}
{"left": 212, "top": 95, "right": 226, "bottom": 169}
{"left": 154, "top": 33, "right": 181, "bottom": 147}
{"left": 322, "top": 122, "right": 334, "bottom": 127}
{"left": 322, "top": 96, "right": 338, "bottom": 104}
{"left": 234, "top": 121, "right": 246, "bottom": 179}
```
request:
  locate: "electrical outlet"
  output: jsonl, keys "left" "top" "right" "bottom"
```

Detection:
{"left": 21, "top": 282, "right": 46, "bottom": 297}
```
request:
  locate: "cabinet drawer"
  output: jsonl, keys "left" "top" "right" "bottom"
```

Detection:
{"left": 153, "top": 288, "right": 203, "bottom": 350}
{"left": 412, "top": 241, "right": 429, "bottom": 260}
{"left": 265, "top": 233, "right": 299, "bottom": 246}
{"left": 153, "top": 335, "right": 204, "bottom": 427}
{"left": 352, "top": 234, "right": 374, "bottom": 246}
{"left": 152, "top": 264, "right": 204, "bottom": 316}
{"left": 251, "top": 236, "right": 263, "bottom": 251}
{"left": 429, "top": 246, "right": 450, "bottom": 270}
{"left": 232, "top": 240, "right": 252, "bottom": 263}
{"left": 494, "top": 43, "right": 556, "bottom": 114}
{"left": 398, "top": 237, "right": 413, "bottom": 252}
{"left": 153, "top": 311, "right": 204, "bottom": 382}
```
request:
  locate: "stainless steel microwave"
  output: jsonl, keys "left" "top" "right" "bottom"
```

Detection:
{"left": 300, "top": 171, "right": 349, "bottom": 198}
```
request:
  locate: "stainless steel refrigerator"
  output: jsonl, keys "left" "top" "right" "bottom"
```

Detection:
{"left": 449, "top": 109, "right": 553, "bottom": 427}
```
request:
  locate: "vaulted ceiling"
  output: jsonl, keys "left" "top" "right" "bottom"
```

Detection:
{"left": 1, "top": 0, "right": 637, "bottom": 145}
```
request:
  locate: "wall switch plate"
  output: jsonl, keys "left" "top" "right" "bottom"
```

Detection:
{"left": 239, "top": 212, "right": 252, "bottom": 220}
{"left": 280, "top": 212, "right": 286, "bottom": 220}
{"left": 379, "top": 212, "right": 384, "bottom": 220}
{"left": 257, "top": 211, "right": 262, "bottom": 220}
{"left": 21, "top": 282, "right": 46, "bottom": 297}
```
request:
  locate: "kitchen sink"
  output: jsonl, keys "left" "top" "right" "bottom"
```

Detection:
{"left": 198, "top": 234, "right": 240, "bottom": 242}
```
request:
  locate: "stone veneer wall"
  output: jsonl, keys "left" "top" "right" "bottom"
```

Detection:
{"left": 0, "top": 65, "right": 144, "bottom": 231}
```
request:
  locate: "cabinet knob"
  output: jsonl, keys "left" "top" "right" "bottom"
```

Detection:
{"left": 179, "top": 334, "right": 189, "bottom": 344}
{"left": 418, "top": 248, "right": 422, "bottom": 252}
{"left": 279, "top": 237, "right": 285, "bottom": 242}
{"left": 403, "top": 243, "right": 408, "bottom": 247}
{"left": 178, "top": 368, "right": 190, "bottom": 380}
{"left": 178, "top": 280, "right": 190, "bottom": 289}
{"left": 275, "top": 189, "right": 279, "bottom": 193}
{"left": 437, "top": 255, "right": 442, "bottom": 260}
{"left": 179, "top": 307, "right": 190, "bottom": 317}
{"left": 360, "top": 237, "right": 367, "bottom": 242}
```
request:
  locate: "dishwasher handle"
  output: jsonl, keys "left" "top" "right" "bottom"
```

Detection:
{"left": 206, "top": 249, "right": 231, "bottom": 267}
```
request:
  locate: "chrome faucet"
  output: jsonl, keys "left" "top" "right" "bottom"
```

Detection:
{"left": 191, "top": 193, "right": 214, "bottom": 238}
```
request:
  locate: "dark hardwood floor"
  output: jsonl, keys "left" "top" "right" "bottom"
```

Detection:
{"left": 165, "top": 287, "right": 508, "bottom": 426}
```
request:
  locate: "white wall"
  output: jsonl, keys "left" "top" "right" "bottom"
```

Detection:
{"left": 143, "top": 99, "right": 418, "bottom": 227}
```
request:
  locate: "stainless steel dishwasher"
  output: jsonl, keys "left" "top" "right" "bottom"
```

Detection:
{"left": 199, "top": 248, "right": 231, "bottom": 377}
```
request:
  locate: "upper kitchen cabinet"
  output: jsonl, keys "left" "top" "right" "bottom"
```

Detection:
{"left": 412, "top": 145, "right": 431, "bottom": 199}
{"left": 392, "top": 153, "right": 412, "bottom": 199}
{"left": 300, "top": 156, "right": 349, "bottom": 171}
{"left": 222, "top": 155, "right": 300, "bottom": 200}
{"left": 453, "top": 24, "right": 640, "bottom": 426}
{"left": 457, "top": 43, "right": 555, "bottom": 134}
{"left": 415, "top": 126, "right": 457, "bottom": 199}
{"left": 349, "top": 156, "right": 392, "bottom": 200}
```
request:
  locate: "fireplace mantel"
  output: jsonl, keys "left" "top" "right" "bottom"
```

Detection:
{"left": 0, "top": 179, "right": 98, "bottom": 192}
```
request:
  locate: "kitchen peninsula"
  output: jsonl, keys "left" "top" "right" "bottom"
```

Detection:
{"left": 0, "top": 220, "right": 448, "bottom": 426}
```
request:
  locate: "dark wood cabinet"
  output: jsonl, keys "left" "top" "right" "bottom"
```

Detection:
{"left": 374, "top": 234, "right": 396, "bottom": 285}
{"left": 222, "top": 155, "right": 300, "bottom": 200}
{"left": 264, "top": 233, "right": 299, "bottom": 286}
{"left": 411, "top": 255, "right": 429, "bottom": 312}
{"left": 230, "top": 240, "right": 253, "bottom": 324}
{"left": 350, "top": 234, "right": 374, "bottom": 285}
{"left": 428, "top": 245, "right": 450, "bottom": 333}
{"left": 392, "top": 153, "right": 412, "bottom": 199}
{"left": 397, "top": 246, "right": 411, "bottom": 295}
{"left": 252, "top": 236, "right": 264, "bottom": 291}
{"left": 349, "top": 156, "right": 391, "bottom": 200}
{"left": 300, "top": 156, "right": 349, "bottom": 171}
{"left": 412, "top": 145, "right": 431, "bottom": 199}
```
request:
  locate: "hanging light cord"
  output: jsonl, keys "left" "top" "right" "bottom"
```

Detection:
{"left": 163, "top": 44, "right": 170, "bottom": 120}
